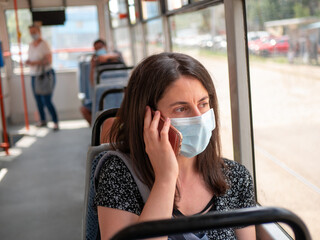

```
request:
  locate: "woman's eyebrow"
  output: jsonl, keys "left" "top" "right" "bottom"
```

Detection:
{"left": 169, "top": 101, "right": 188, "bottom": 107}
{"left": 169, "top": 96, "right": 209, "bottom": 107}
{"left": 198, "top": 96, "right": 209, "bottom": 102}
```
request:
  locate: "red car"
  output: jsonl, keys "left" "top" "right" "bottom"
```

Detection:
{"left": 254, "top": 36, "right": 290, "bottom": 56}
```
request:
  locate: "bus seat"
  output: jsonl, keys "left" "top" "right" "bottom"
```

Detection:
{"left": 83, "top": 143, "right": 111, "bottom": 240}
{"left": 91, "top": 108, "right": 119, "bottom": 146}
{"left": 91, "top": 84, "right": 124, "bottom": 124}
{"left": 100, "top": 117, "right": 115, "bottom": 144}
{"left": 95, "top": 64, "right": 133, "bottom": 85}
{"left": 83, "top": 108, "right": 119, "bottom": 240}
{"left": 98, "top": 88, "right": 125, "bottom": 112}
{"left": 78, "top": 56, "right": 93, "bottom": 105}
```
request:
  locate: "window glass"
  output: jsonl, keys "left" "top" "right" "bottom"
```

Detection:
{"left": 166, "top": 0, "right": 188, "bottom": 11}
{"left": 141, "top": 0, "right": 160, "bottom": 20}
{"left": 145, "top": 18, "right": 164, "bottom": 55}
{"left": 6, "top": 6, "right": 99, "bottom": 70}
{"left": 170, "top": 5, "right": 233, "bottom": 159}
{"left": 109, "top": 0, "right": 128, "bottom": 28}
{"left": 128, "top": 0, "right": 138, "bottom": 24}
{"left": 113, "top": 27, "right": 133, "bottom": 66}
{"left": 133, "top": 24, "right": 145, "bottom": 63}
{"left": 246, "top": 1, "right": 320, "bottom": 239}
{"left": 5, "top": 9, "right": 32, "bottom": 65}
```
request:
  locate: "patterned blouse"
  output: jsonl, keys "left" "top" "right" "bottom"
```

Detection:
{"left": 95, "top": 154, "right": 255, "bottom": 240}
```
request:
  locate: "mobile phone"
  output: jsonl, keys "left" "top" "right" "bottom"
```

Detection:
{"left": 152, "top": 111, "right": 183, "bottom": 156}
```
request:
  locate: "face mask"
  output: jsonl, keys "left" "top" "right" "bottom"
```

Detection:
{"left": 95, "top": 48, "right": 107, "bottom": 56}
{"left": 170, "top": 108, "right": 215, "bottom": 158}
{"left": 31, "top": 33, "right": 40, "bottom": 40}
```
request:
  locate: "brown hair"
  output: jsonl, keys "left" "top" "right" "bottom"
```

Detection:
{"left": 109, "top": 52, "right": 228, "bottom": 196}
{"left": 94, "top": 39, "right": 107, "bottom": 47}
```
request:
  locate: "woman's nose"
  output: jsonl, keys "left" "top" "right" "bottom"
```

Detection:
{"left": 190, "top": 107, "right": 202, "bottom": 117}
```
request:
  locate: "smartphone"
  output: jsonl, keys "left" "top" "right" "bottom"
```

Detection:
{"left": 152, "top": 111, "right": 183, "bottom": 156}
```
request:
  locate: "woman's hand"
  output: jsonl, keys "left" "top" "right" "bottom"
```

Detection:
{"left": 143, "top": 106, "right": 179, "bottom": 182}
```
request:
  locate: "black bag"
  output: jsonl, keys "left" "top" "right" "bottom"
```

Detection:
{"left": 35, "top": 67, "right": 54, "bottom": 95}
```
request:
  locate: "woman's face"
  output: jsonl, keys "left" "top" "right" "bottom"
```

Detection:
{"left": 29, "top": 27, "right": 40, "bottom": 36}
{"left": 157, "top": 76, "right": 210, "bottom": 119}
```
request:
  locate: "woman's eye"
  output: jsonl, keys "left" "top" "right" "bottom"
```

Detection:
{"left": 199, "top": 102, "right": 209, "bottom": 108}
{"left": 175, "top": 107, "right": 187, "bottom": 113}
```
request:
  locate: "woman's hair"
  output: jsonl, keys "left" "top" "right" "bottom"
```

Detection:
{"left": 29, "top": 22, "right": 41, "bottom": 31}
{"left": 109, "top": 52, "right": 228, "bottom": 196}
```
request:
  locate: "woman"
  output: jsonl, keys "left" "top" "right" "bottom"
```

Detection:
{"left": 26, "top": 24, "right": 59, "bottom": 131}
{"left": 95, "top": 52, "right": 256, "bottom": 239}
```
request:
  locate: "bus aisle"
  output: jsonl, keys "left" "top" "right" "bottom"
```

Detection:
{"left": 0, "top": 120, "right": 90, "bottom": 240}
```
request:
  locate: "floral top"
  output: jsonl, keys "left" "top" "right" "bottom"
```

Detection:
{"left": 95, "top": 155, "right": 255, "bottom": 240}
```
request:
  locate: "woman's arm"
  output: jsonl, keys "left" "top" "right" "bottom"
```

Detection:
{"left": 98, "top": 107, "right": 178, "bottom": 240}
{"left": 26, "top": 53, "right": 52, "bottom": 66}
{"left": 98, "top": 174, "right": 177, "bottom": 240}
{"left": 96, "top": 52, "right": 121, "bottom": 63}
{"left": 98, "top": 207, "right": 139, "bottom": 240}
{"left": 235, "top": 226, "right": 256, "bottom": 240}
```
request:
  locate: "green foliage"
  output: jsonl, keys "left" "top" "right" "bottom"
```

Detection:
{"left": 293, "top": 3, "right": 310, "bottom": 17}
{"left": 246, "top": 0, "right": 319, "bottom": 30}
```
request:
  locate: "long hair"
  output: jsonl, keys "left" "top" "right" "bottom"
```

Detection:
{"left": 109, "top": 52, "right": 228, "bottom": 196}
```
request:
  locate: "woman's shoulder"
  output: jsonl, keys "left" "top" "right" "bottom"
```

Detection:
{"left": 38, "top": 40, "right": 51, "bottom": 51}
{"left": 99, "top": 152, "right": 129, "bottom": 175}
{"left": 95, "top": 152, "right": 144, "bottom": 215}
{"left": 222, "top": 158, "right": 251, "bottom": 178}
{"left": 220, "top": 158, "right": 254, "bottom": 197}
{"left": 215, "top": 158, "right": 256, "bottom": 210}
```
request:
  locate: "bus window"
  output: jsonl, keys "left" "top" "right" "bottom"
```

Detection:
{"left": 169, "top": 4, "right": 233, "bottom": 160}
{"left": 145, "top": 18, "right": 164, "bottom": 55}
{"left": 109, "top": 0, "right": 129, "bottom": 28}
{"left": 132, "top": 24, "right": 145, "bottom": 63}
{"left": 5, "top": 9, "right": 32, "bottom": 69}
{"left": 141, "top": 0, "right": 161, "bottom": 20}
{"left": 108, "top": 0, "right": 133, "bottom": 66}
{"left": 166, "top": 0, "right": 188, "bottom": 11}
{"left": 246, "top": 0, "right": 320, "bottom": 239}
{"left": 5, "top": 6, "right": 99, "bottom": 71}
{"left": 128, "top": 0, "right": 137, "bottom": 25}
{"left": 113, "top": 27, "right": 134, "bottom": 66}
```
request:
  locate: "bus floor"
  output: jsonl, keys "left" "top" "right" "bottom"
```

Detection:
{"left": 0, "top": 119, "right": 91, "bottom": 240}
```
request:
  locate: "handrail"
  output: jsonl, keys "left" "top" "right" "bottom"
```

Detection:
{"left": 110, "top": 207, "right": 311, "bottom": 240}
{"left": 91, "top": 108, "right": 119, "bottom": 146}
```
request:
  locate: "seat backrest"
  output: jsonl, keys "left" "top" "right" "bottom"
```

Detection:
{"left": 83, "top": 144, "right": 111, "bottom": 240}
{"left": 83, "top": 108, "right": 119, "bottom": 240}
{"left": 91, "top": 84, "right": 125, "bottom": 124}
{"left": 78, "top": 58, "right": 93, "bottom": 103}
{"left": 84, "top": 108, "right": 151, "bottom": 240}
{"left": 95, "top": 63, "right": 133, "bottom": 85}
{"left": 91, "top": 108, "right": 119, "bottom": 146}
{"left": 99, "top": 117, "right": 115, "bottom": 144}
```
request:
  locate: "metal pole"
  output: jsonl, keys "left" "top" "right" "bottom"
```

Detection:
{"left": 13, "top": 0, "right": 30, "bottom": 131}
{"left": 0, "top": 71, "right": 9, "bottom": 155}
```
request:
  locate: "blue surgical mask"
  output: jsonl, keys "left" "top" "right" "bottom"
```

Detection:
{"left": 31, "top": 33, "right": 40, "bottom": 40}
{"left": 170, "top": 109, "right": 215, "bottom": 158}
{"left": 95, "top": 48, "right": 107, "bottom": 56}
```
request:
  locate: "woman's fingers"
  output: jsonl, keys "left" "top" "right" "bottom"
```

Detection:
{"left": 144, "top": 106, "right": 152, "bottom": 130}
{"left": 159, "top": 117, "right": 170, "bottom": 142}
